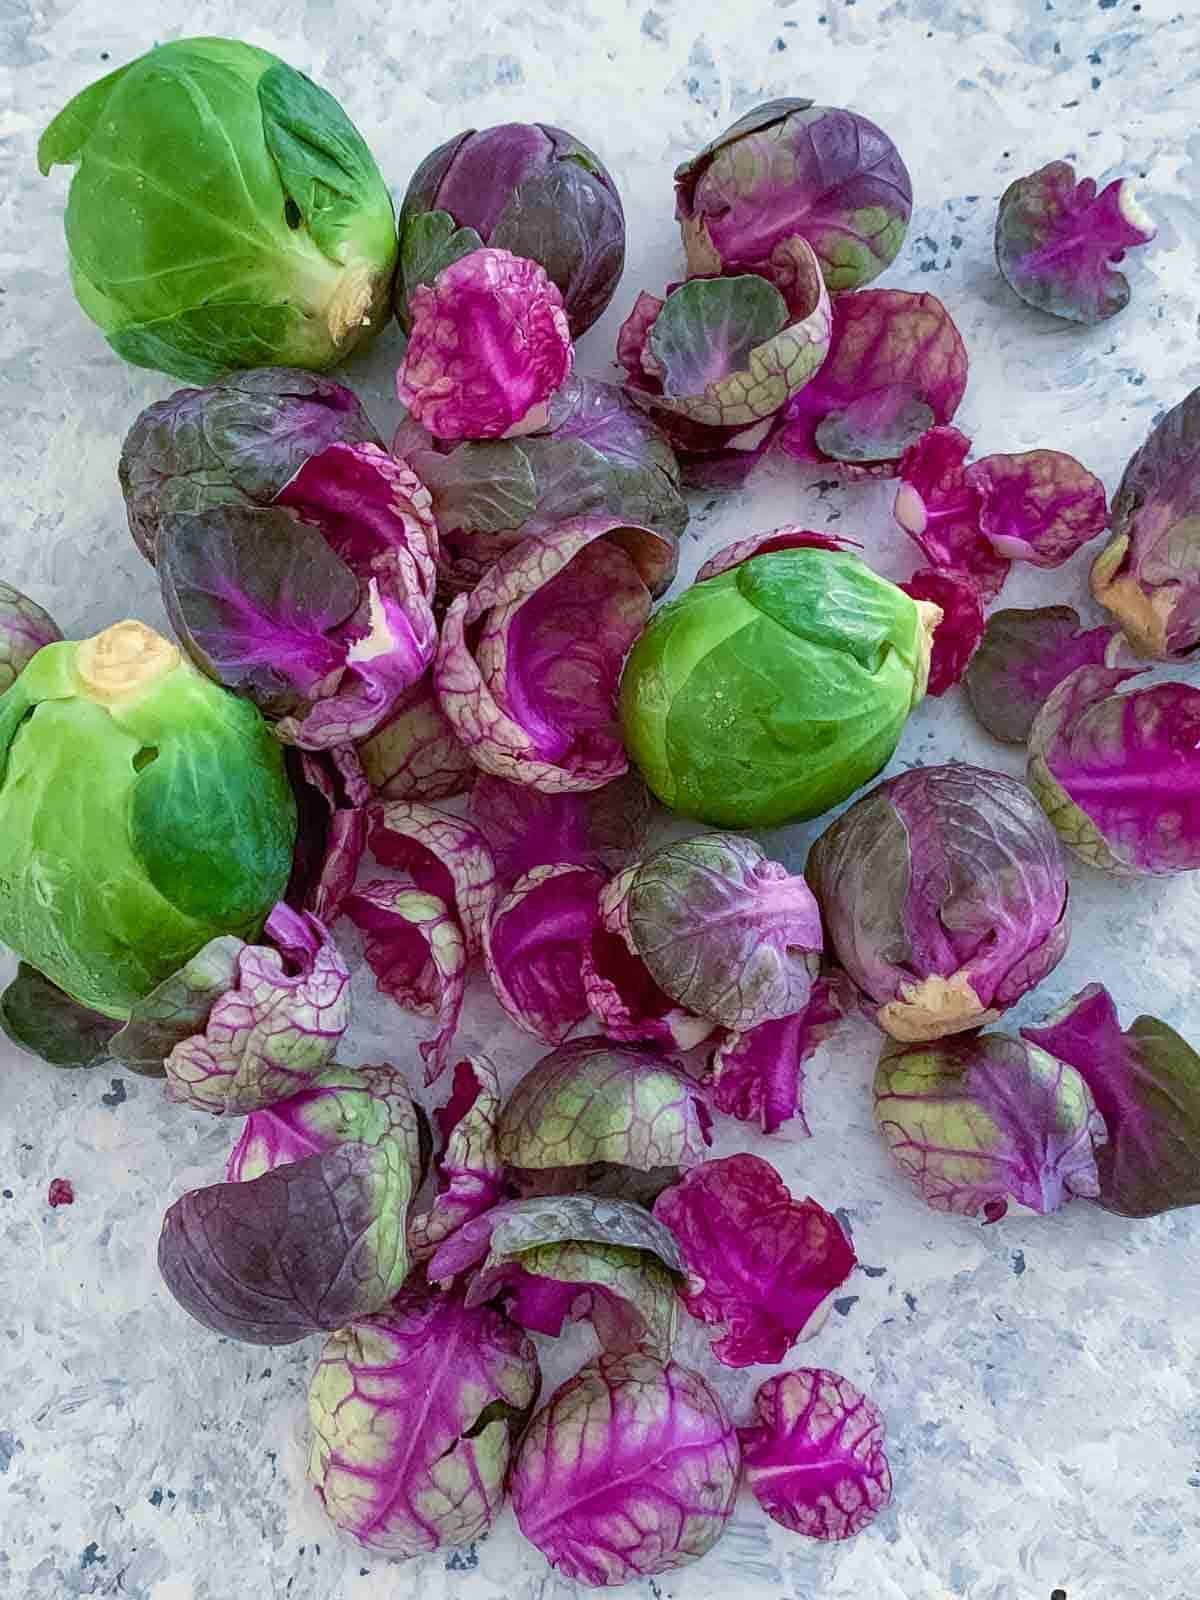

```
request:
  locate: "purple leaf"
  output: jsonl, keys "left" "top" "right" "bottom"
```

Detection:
{"left": 653, "top": 1154, "right": 857, "bottom": 1367}
{"left": 892, "top": 427, "right": 1012, "bottom": 600}
{"left": 1022, "top": 984, "right": 1200, "bottom": 1217}
{"left": 357, "top": 675, "right": 476, "bottom": 802}
{"left": 873, "top": 1031, "right": 1105, "bottom": 1221}
{"left": 285, "top": 747, "right": 367, "bottom": 926}
{"left": 694, "top": 524, "right": 856, "bottom": 583}
{"left": 469, "top": 770, "right": 650, "bottom": 885}
{"left": 511, "top": 1353, "right": 740, "bottom": 1585}
{"left": 409, "top": 1057, "right": 506, "bottom": 1260}
{"left": 709, "top": 973, "right": 848, "bottom": 1136}
{"left": 778, "top": 291, "right": 968, "bottom": 477}
{"left": 484, "top": 862, "right": 606, "bottom": 1043}
{"left": 396, "top": 247, "right": 573, "bottom": 440}
{"left": 740, "top": 1369, "right": 893, "bottom": 1541}
{"left": 900, "top": 570, "right": 986, "bottom": 696}
{"left": 367, "top": 800, "right": 497, "bottom": 959}
{"left": 808, "top": 764, "right": 1070, "bottom": 1041}
{"left": 995, "top": 160, "right": 1155, "bottom": 325}
{"left": 966, "top": 449, "right": 1108, "bottom": 567}
{"left": 964, "top": 606, "right": 1118, "bottom": 745}
{"left": 1028, "top": 665, "right": 1200, "bottom": 875}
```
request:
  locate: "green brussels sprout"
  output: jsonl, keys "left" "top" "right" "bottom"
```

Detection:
{"left": 619, "top": 540, "right": 939, "bottom": 827}
{"left": 38, "top": 38, "right": 397, "bottom": 382}
{"left": 0, "top": 621, "right": 296, "bottom": 1017}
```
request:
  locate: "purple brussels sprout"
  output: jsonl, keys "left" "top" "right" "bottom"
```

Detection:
{"left": 873, "top": 1032, "right": 1105, "bottom": 1222}
{"left": 117, "top": 368, "right": 380, "bottom": 564}
{"left": 429, "top": 1194, "right": 685, "bottom": 1357}
{"left": 995, "top": 159, "right": 1155, "bottom": 324}
{"left": 396, "top": 121, "right": 625, "bottom": 337}
{"left": 409, "top": 1057, "right": 507, "bottom": 1261}
{"left": 1091, "top": 387, "right": 1200, "bottom": 660}
{"left": 777, "top": 290, "right": 968, "bottom": 477}
{"left": 401, "top": 375, "right": 686, "bottom": 598}
{"left": 496, "top": 1038, "right": 712, "bottom": 1187}
{"left": 900, "top": 571, "right": 985, "bottom": 696}
{"left": 583, "top": 833, "right": 823, "bottom": 1049}
{"left": 808, "top": 765, "right": 1070, "bottom": 1041}
{"left": 225, "top": 1062, "right": 428, "bottom": 1191}
{"left": 395, "top": 247, "right": 573, "bottom": 441}
{"left": 1023, "top": 984, "right": 1200, "bottom": 1218}
{"left": 675, "top": 100, "right": 913, "bottom": 298}
{"left": 435, "top": 514, "right": 675, "bottom": 793}
{"left": 654, "top": 1154, "right": 857, "bottom": 1368}
{"left": 0, "top": 582, "right": 61, "bottom": 693}
{"left": 157, "top": 1140, "right": 412, "bottom": 1344}
{"left": 965, "top": 606, "right": 1119, "bottom": 745}
{"left": 158, "top": 906, "right": 351, "bottom": 1113}
{"left": 617, "top": 257, "right": 832, "bottom": 479}
{"left": 307, "top": 1286, "right": 540, "bottom": 1557}
{"left": 1027, "top": 665, "right": 1200, "bottom": 876}
{"left": 511, "top": 1352, "right": 740, "bottom": 1586}
{"left": 740, "top": 1370, "right": 893, "bottom": 1542}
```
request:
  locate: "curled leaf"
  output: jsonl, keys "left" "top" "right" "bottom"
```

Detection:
{"left": 900, "top": 571, "right": 985, "bottom": 696}
{"left": 484, "top": 862, "right": 606, "bottom": 1043}
{"left": 368, "top": 800, "right": 496, "bottom": 959}
{"left": 0, "top": 582, "right": 61, "bottom": 693}
{"left": 964, "top": 606, "right": 1119, "bottom": 745}
{"left": 409, "top": 1057, "right": 506, "bottom": 1260}
{"left": 967, "top": 449, "right": 1107, "bottom": 567}
{"left": 893, "top": 427, "right": 1011, "bottom": 600}
{"left": 357, "top": 675, "right": 476, "bottom": 802}
{"left": 709, "top": 973, "right": 848, "bottom": 1136}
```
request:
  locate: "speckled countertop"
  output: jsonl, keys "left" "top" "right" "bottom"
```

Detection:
{"left": 2, "top": 1, "right": 1199, "bottom": 1597}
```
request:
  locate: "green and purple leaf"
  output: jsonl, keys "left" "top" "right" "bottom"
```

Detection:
{"left": 964, "top": 606, "right": 1119, "bottom": 744}
{"left": 0, "top": 583, "right": 61, "bottom": 693}
{"left": 409, "top": 1056, "right": 507, "bottom": 1260}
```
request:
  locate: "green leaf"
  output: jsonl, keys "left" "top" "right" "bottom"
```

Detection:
{"left": 649, "top": 276, "right": 789, "bottom": 401}
{"left": 399, "top": 210, "right": 484, "bottom": 304}
{"left": 108, "top": 302, "right": 317, "bottom": 385}
{"left": 412, "top": 440, "right": 537, "bottom": 533}
{"left": 37, "top": 61, "right": 133, "bottom": 173}
{"left": 0, "top": 965, "right": 120, "bottom": 1068}
{"left": 110, "top": 935, "right": 244, "bottom": 1074}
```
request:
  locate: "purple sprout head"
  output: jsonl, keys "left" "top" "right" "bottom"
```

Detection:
{"left": 511, "top": 1352, "right": 740, "bottom": 1586}
{"left": 873, "top": 1031, "right": 1106, "bottom": 1222}
{"left": 1028, "top": 665, "right": 1200, "bottom": 876}
{"left": 1091, "top": 387, "right": 1200, "bottom": 661}
{"left": 807, "top": 764, "right": 1070, "bottom": 1041}
{"left": 307, "top": 1286, "right": 540, "bottom": 1558}
{"left": 674, "top": 100, "right": 913, "bottom": 297}
{"left": 396, "top": 122, "right": 625, "bottom": 337}
{"left": 995, "top": 159, "right": 1155, "bottom": 325}
{"left": 396, "top": 247, "right": 574, "bottom": 442}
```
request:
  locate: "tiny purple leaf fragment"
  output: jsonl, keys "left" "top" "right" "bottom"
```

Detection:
{"left": 409, "top": 1056, "right": 506, "bottom": 1260}
{"left": 995, "top": 160, "right": 1155, "bottom": 325}
{"left": 873, "top": 1031, "right": 1105, "bottom": 1221}
{"left": 964, "top": 606, "right": 1118, "bottom": 745}
{"left": 1091, "top": 386, "right": 1200, "bottom": 661}
{"left": 807, "top": 764, "right": 1069, "bottom": 1041}
{"left": 709, "top": 973, "right": 848, "bottom": 1136}
{"left": 653, "top": 1154, "right": 857, "bottom": 1367}
{"left": 1028, "top": 665, "right": 1200, "bottom": 875}
{"left": 1022, "top": 984, "right": 1200, "bottom": 1218}
{"left": 740, "top": 1369, "right": 893, "bottom": 1542}
{"left": 900, "top": 571, "right": 985, "bottom": 696}
{"left": 158, "top": 1141, "right": 413, "bottom": 1344}
{"left": 396, "top": 247, "right": 573, "bottom": 441}
{"left": 893, "top": 427, "right": 1011, "bottom": 601}
{"left": 308, "top": 1286, "right": 540, "bottom": 1557}
{"left": 778, "top": 290, "right": 968, "bottom": 478}
{"left": 162, "top": 908, "right": 351, "bottom": 1114}
{"left": 484, "top": 862, "right": 606, "bottom": 1043}
{"left": 511, "top": 1352, "right": 740, "bottom": 1586}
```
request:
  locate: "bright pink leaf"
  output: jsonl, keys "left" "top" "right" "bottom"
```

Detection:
{"left": 484, "top": 862, "right": 606, "bottom": 1043}
{"left": 966, "top": 449, "right": 1108, "bottom": 567}
{"left": 709, "top": 974, "right": 848, "bottom": 1136}
{"left": 901, "top": 570, "right": 986, "bottom": 696}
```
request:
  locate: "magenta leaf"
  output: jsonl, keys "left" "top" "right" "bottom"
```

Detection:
{"left": 511, "top": 1353, "right": 740, "bottom": 1585}
{"left": 582, "top": 919, "right": 716, "bottom": 1049}
{"left": 808, "top": 764, "right": 1069, "bottom": 1041}
{"left": 1022, "top": 984, "right": 1200, "bottom": 1218}
{"left": 617, "top": 290, "right": 665, "bottom": 380}
{"left": 434, "top": 515, "right": 674, "bottom": 792}
{"left": 396, "top": 246, "right": 573, "bottom": 440}
{"left": 964, "top": 606, "right": 1118, "bottom": 744}
{"left": 357, "top": 674, "right": 476, "bottom": 802}
{"left": 710, "top": 973, "right": 848, "bottom": 1136}
{"left": 874, "top": 1031, "right": 1105, "bottom": 1221}
{"left": 163, "top": 909, "right": 351, "bottom": 1114}
{"left": 778, "top": 290, "right": 968, "bottom": 477}
{"left": 409, "top": 1056, "right": 507, "bottom": 1260}
{"left": 1028, "top": 665, "right": 1200, "bottom": 875}
{"left": 695, "top": 524, "right": 856, "bottom": 583}
{"left": 344, "top": 882, "right": 466, "bottom": 1082}
{"left": 653, "top": 1154, "right": 857, "bottom": 1367}
{"left": 308, "top": 1286, "right": 540, "bottom": 1556}
{"left": 893, "top": 427, "right": 1012, "bottom": 600}
{"left": 740, "top": 1369, "right": 893, "bottom": 1542}
{"left": 900, "top": 570, "right": 985, "bottom": 696}
{"left": 966, "top": 449, "right": 1107, "bottom": 567}
{"left": 367, "top": 799, "right": 496, "bottom": 959}
{"left": 469, "top": 771, "right": 650, "bottom": 885}
{"left": 995, "top": 160, "right": 1155, "bottom": 324}
{"left": 484, "top": 862, "right": 606, "bottom": 1043}
{"left": 285, "top": 748, "right": 367, "bottom": 925}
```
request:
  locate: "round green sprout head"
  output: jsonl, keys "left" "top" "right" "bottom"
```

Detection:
{"left": 0, "top": 621, "right": 296, "bottom": 1017}
{"left": 619, "top": 545, "right": 939, "bottom": 828}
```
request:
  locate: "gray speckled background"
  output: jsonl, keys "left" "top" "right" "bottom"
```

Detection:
{"left": 2, "top": 1, "right": 1200, "bottom": 1597}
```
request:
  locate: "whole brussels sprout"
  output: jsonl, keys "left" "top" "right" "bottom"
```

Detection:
{"left": 38, "top": 38, "right": 397, "bottom": 382}
{"left": 396, "top": 122, "right": 625, "bottom": 336}
{"left": 619, "top": 539, "right": 940, "bottom": 827}
{"left": 0, "top": 621, "right": 295, "bottom": 1016}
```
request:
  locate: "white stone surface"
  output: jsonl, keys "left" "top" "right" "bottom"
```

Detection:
{"left": 2, "top": 1, "right": 1200, "bottom": 1597}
